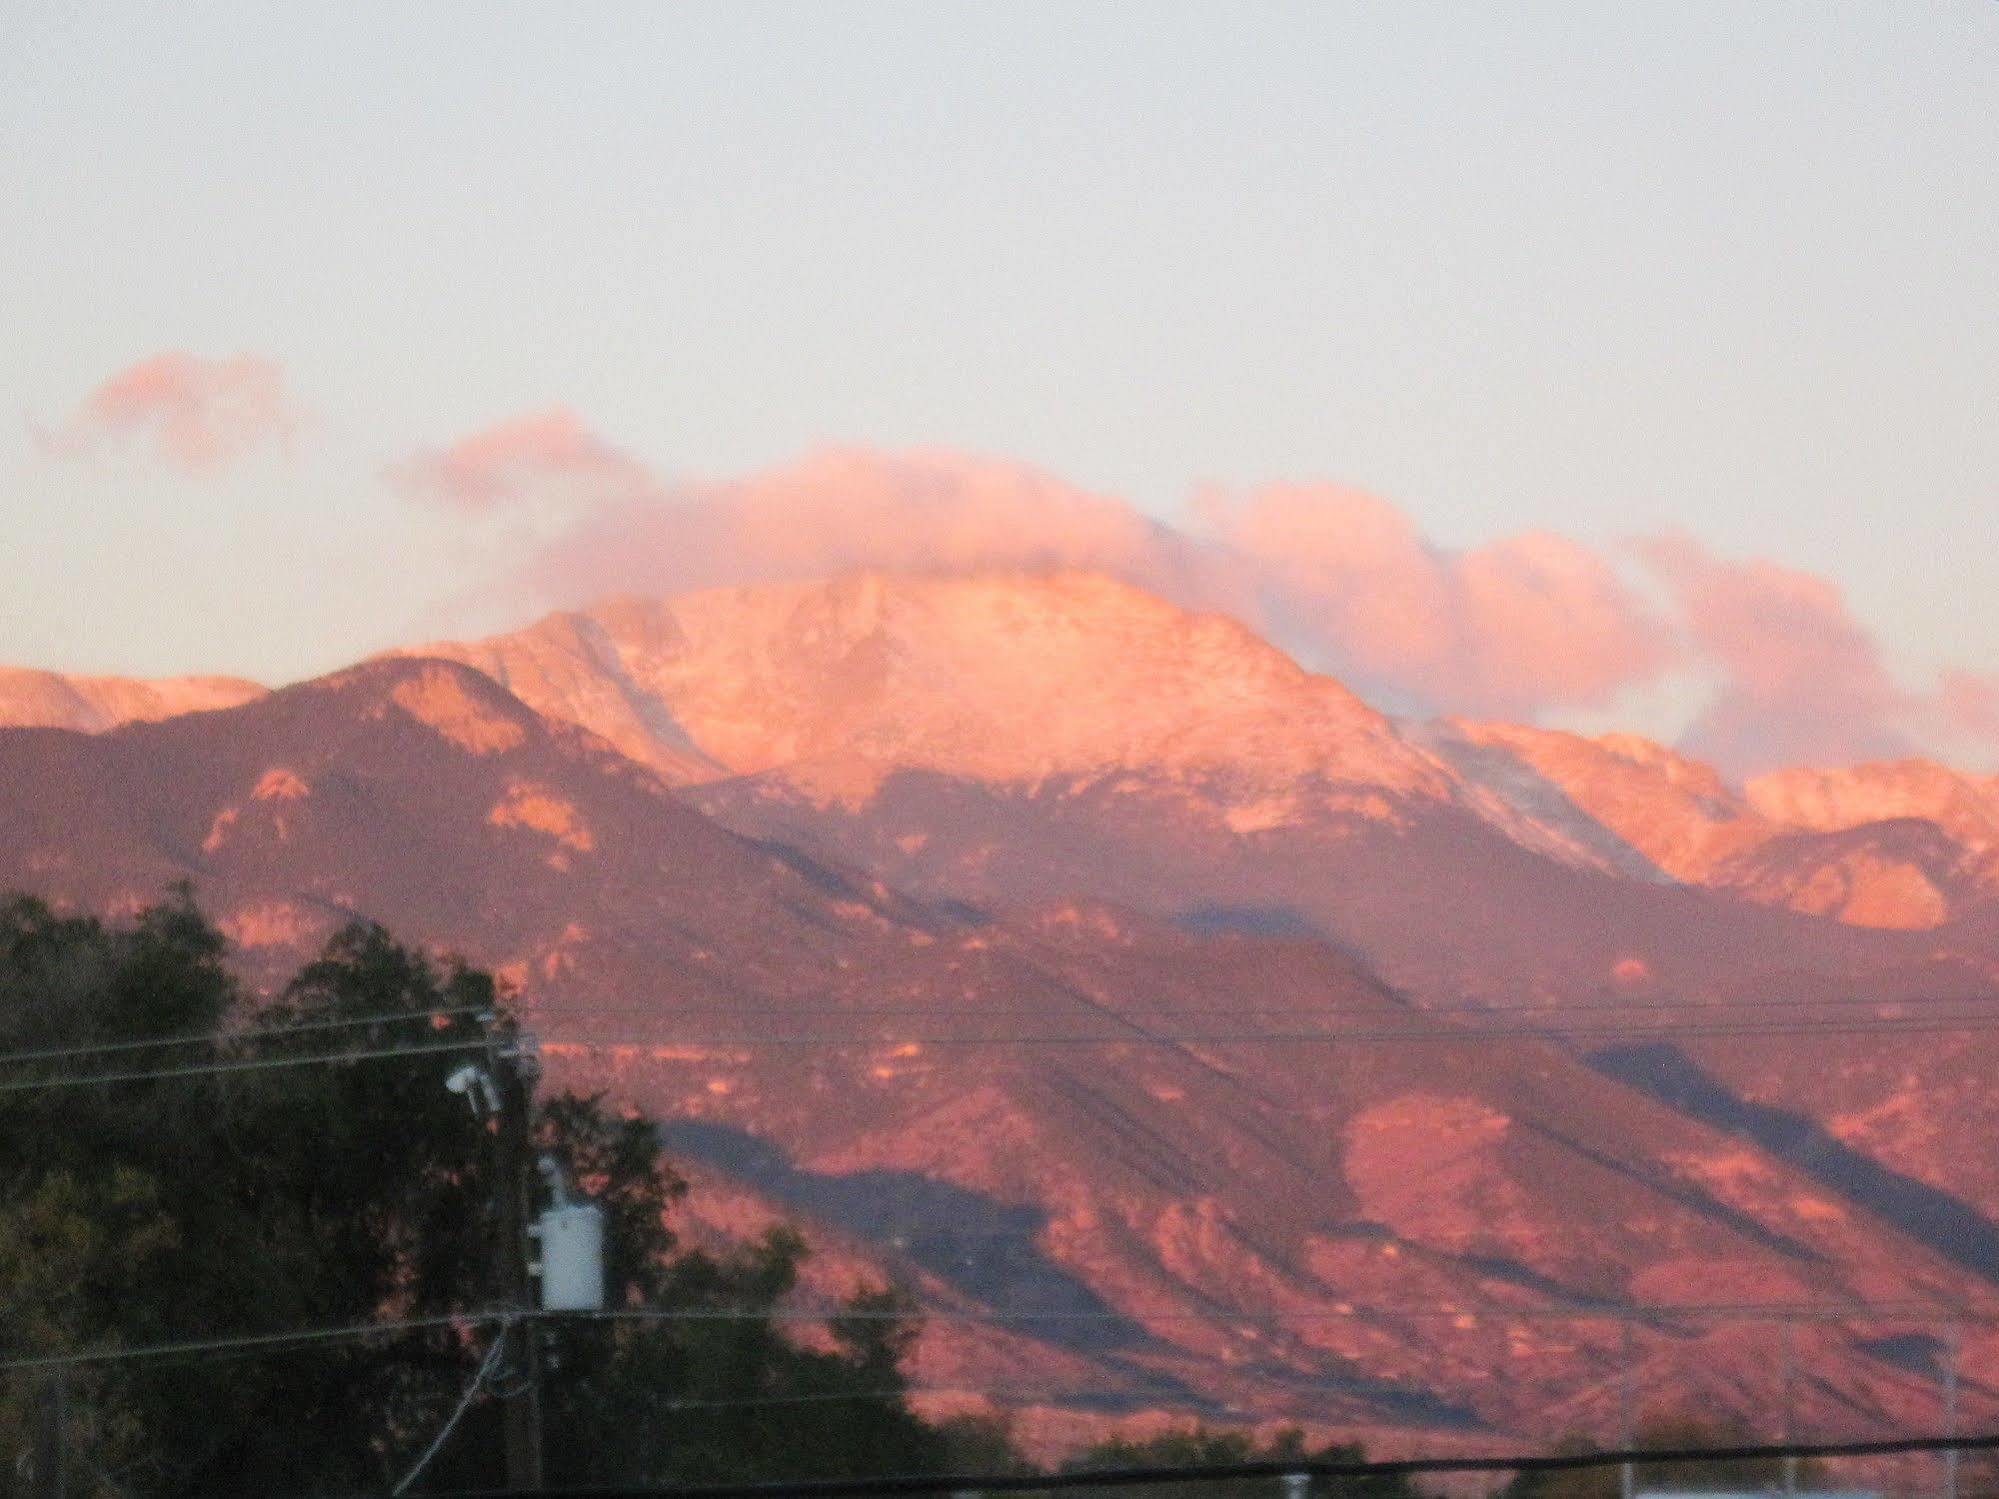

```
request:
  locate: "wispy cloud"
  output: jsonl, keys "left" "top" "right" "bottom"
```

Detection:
{"left": 385, "top": 406, "right": 652, "bottom": 511}
{"left": 38, "top": 352, "right": 292, "bottom": 474}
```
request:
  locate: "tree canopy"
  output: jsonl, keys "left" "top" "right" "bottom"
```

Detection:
{"left": 0, "top": 894, "right": 946, "bottom": 1494}
{"left": 0, "top": 892, "right": 1437, "bottom": 1496}
{"left": 1065, "top": 1426, "right": 1421, "bottom": 1499}
{"left": 1498, "top": 1416, "right": 1830, "bottom": 1499}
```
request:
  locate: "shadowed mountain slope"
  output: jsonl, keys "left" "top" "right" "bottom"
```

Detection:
{"left": 7, "top": 594, "right": 1999, "bottom": 1450}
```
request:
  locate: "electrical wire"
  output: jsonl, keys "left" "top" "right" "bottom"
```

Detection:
{"left": 576, "top": 1296, "right": 1999, "bottom": 1327}
{"left": 611, "top": 1381, "right": 1207, "bottom": 1414}
{"left": 7, "top": 1017, "right": 1971, "bottom": 1094}
{"left": 526, "top": 992, "right": 1999, "bottom": 1021}
{"left": 651, "top": 1381, "right": 1254, "bottom": 1415}
{"left": 392, "top": 1321, "right": 513, "bottom": 1496}
{"left": 9, "top": 1296, "right": 1978, "bottom": 1380}
{"left": 14, "top": 1013, "right": 1995, "bottom": 1095}
{"left": 8, "top": 990, "right": 1992, "bottom": 1080}
{"left": 424, "top": 1431, "right": 1999, "bottom": 1499}
{"left": 0, "top": 1036, "right": 490, "bottom": 1097}
{"left": 0, "top": 1310, "right": 502, "bottom": 1375}
{"left": 532, "top": 1013, "right": 1999, "bottom": 1048}
{"left": 658, "top": 1386, "right": 926, "bottom": 1412}
{"left": 0, "top": 1004, "right": 491, "bottom": 1071}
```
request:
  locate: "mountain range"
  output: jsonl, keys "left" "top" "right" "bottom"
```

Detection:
{"left": 7, "top": 569, "right": 1999, "bottom": 1460}
{"left": 0, "top": 664, "right": 263, "bottom": 732}
{"left": 398, "top": 573, "right": 1999, "bottom": 931}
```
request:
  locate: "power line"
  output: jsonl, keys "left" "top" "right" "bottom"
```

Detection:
{"left": 0, "top": 1036, "right": 488, "bottom": 1097}
{"left": 392, "top": 1323, "right": 513, "bottom": 1496}
{"left": 10, "top": 992, "right": 1991, "bottom": 1079}
{"left": 592, "top": 1381, "right": 1196, "bottom": 1414}
{"left": 0, "top": 1004, "right": 491, "bottom": 1070}
{"left": 0, "top": 1310, "right": 502, "bottom": 1375}
{"left": 659, "top": 1386, "right": 929, "bottom": 1412}
{"left": 533, "top": 1013, "right": 1999, "bottom": 1048}
{"left": 428, "top": 1429, "right": 1999, "bottom": 1499}
{"left": 673, "top": 1380, "right": 1254, "bottom": 1416}
{"left": 578, "top": 1297, "right": 1999, "bottom": 1327}
{"left": 528, "top": 992, "right": 1999, "bottom": 1021}
{"left": 13, "top": 1294, "right": 1976, "bottom": 1379}
{"left": 15, "top": 1014, "right": 1992, "bottom": 1093}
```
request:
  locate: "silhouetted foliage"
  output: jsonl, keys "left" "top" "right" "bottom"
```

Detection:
{"left": 0, "top": 893, "right": 1451, "bottom": 1495}
{"left": 1499, "top": 1415, "right": 1828, "bottom": 1499}
{"left": 0, "top": 894, "right": 953, "bottom": 1495}
{"left": 1066, "top": 1426, "right": 1420, "bottom": 1499}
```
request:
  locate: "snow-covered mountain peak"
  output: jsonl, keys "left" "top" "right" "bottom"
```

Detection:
{"left": 394, "top": 570, "right": 1999, "bottom": 928}
{"left": 410, "top": 569, "right": 1448, "bottom": 798}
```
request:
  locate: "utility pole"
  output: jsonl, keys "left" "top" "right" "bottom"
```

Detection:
{"left": 30, "top": 1370, "right": 65, "bottom": 1499}
{"left": 1945, "top": 1323, "right": 1962, "bottom": 1499}
{"left": 493, "top": 1026, "right": 544, "bottom": 1491}
{"left": 1618, "top": 1320, "right": 1635, "bottom": 1499}
{"left": 1780, "top": 1320, "right": 1798, "bottom": 1499}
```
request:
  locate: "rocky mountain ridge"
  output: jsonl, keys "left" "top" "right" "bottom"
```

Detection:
{"left": 5, "top": 654, "right": 1999, "bottom": 1456}
{"left": 0, "top": 664, "right": 265, "bottom": 732}
{"left": 393, "top": 571, "right": 1999, "bottom": 934}
{"left": 20, "top": 570, "right": 1999, "bottom": 940}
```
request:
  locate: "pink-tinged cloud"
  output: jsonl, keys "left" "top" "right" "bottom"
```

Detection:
{"left": 1940, "top": 671, "right": 1999, "bottom": 745}
{"left": 1640, "top": 534, "right": 1914, "bottom": 774}
{"left": 386, "top": 406, "right": 655, "bottom": 511}
{"left": 408, "top": 410, "right": 1989, "bottom": 767}
{"left": 519, "top": 444, "right": 1677, "bottom": 721}
{"left": 1200, "top": 483, "right": 1676, "bottom": 717}
{"left": 511, "top": 443, "right": 1198, "bottom": 600}
{"left": 39, "top": 352, "right": 292, "bottom": 474}
{"left": 407, "top": 412, "right": 1679, "bottom": 721}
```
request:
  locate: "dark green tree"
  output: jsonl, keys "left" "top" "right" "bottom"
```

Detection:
{"left": 1499, "top": 1414, "right": 1829, "bottom": 1499}
{"left": 535, "top": 1234, "right": 951, "bottom": 1485}
{"left": 0, "top": 894, "right": 980, "bottom": 1495}
{"left": 1066, "top": 1425, "right": 1419, "bottom": 1499}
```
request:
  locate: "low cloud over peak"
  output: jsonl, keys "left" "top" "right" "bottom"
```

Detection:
{"left": 1940, "top": 672, "right": 1999, "bottom": 752}
{"left": 38, "top": 352, "right": 292, "bottom": 475}
{"left": 1200, "top": 483, "right": 1674, "bottom": 719}
{"left": 521, "top": 445, "right": 1190, "bottom": 597}
{"left": 1638, "top": 534, "right": 1917, "bottom": 775}
{"left": 391, "top": 408, "right": 1993, "bottom": 777}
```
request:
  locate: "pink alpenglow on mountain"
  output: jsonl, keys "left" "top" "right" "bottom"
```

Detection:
{"left": 406, "top": 570, "right": 1999, "bottom": 936}
{"left": 3, "top": 641, "right": 1999, "bottom": 1451}
{"left": 401, "top": 570, "right": 1450, "bottom": 799}
{"left": 0, "top": 667, "right": 266, "bottom": 733}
